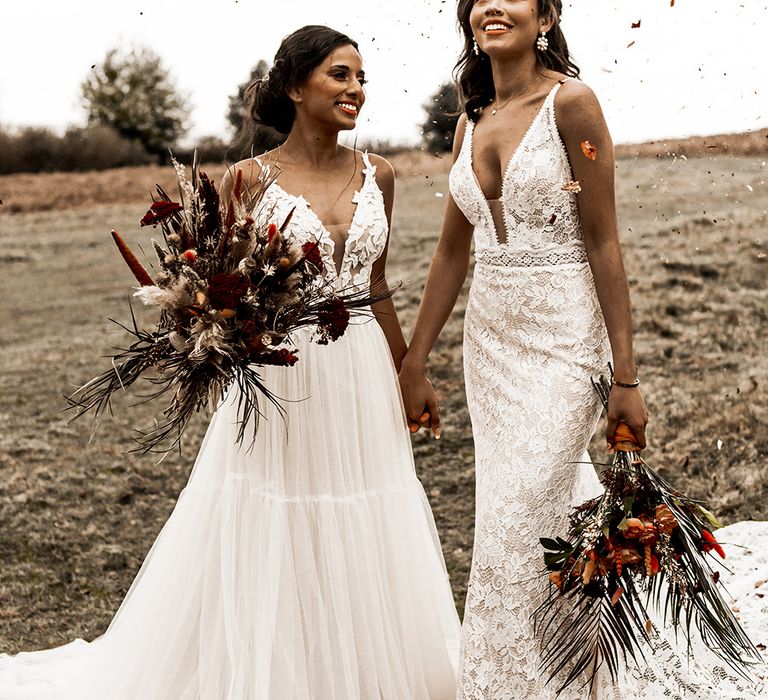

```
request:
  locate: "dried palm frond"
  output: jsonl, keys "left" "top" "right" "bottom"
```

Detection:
{"left": 534, "top": 370, "right": 762, "bottom": 695}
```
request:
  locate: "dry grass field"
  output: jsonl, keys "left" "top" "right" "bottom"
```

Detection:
{"left": 0, "top": 151, "right": 767, "bottom": 652}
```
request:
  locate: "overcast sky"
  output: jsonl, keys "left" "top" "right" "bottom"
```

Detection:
{"left": 1, "top": 0, "right": 766, "bottom": 147}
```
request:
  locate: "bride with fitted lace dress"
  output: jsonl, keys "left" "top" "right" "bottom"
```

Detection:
{"left": 449, "top": 79, "right": 767, "bottom": 698}
{"left": 0, "top": 151, "right": 461, "bottom": 699}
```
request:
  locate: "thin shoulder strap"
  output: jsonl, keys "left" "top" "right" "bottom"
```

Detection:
{"left": 359, "top": 151, "right": 379, "bottom": 193}
{"left": 545, "top": 78, "right": 572, "bottom": 128}
{"left": 458, "top": 117, "right": 474, "bottom": 160}
{"left": 546, "top": 78, "right": 568, "bottom": 107}
{"left": 361, "top": 151, "right": 376, "bottom": 175}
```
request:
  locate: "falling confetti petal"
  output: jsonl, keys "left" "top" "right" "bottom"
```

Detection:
{"left": 631, "top": 20, "right": 641, "bottom": 28}
{"left": 580, "top": 140, "right": 598, "bottom": 160}
{"left": 627, "top": 40, "right": 636, "bottom": 48}
{"left": 562, "top": 181, "right": 582, "bottom": 194}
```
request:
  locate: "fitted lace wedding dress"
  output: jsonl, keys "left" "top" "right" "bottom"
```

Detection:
{"left": 0, "top": 152, "right": 461, "bottom": 699}
{"left": 449, "top": 80, "right": 767, "bottom": 699}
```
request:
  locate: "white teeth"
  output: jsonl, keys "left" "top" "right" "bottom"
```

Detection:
{"left": 337, "top": 103, "right": 358, "bottom": 112}
{"left": 484, "top": 23, "right": 509, "bottom": 32}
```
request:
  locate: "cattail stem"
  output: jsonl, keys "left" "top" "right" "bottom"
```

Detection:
{"left": 111, "top": 230, "right": 154, "bottom": 286}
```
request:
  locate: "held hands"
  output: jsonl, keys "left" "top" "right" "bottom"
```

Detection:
{"left": 398, "top": 363, "right": 441, "bottom": 439}
{"left": 606, "top": 385, "right": 649, "bottom": 449}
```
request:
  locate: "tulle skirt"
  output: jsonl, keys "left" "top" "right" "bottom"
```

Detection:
{"left": 0, "top": 319, "right": 461, "bottom": 699}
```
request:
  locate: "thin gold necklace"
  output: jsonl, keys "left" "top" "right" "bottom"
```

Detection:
{"left": 272, "top": 144, "right": 358, "bottom": 226}
{"left": 489, "top": 79, "right": 539, "bottom": 116}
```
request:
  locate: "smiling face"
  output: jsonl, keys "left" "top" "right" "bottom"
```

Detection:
{"left": 469, "top": 0, "right": 551, "bottom": 58}
{"left": 289, "top": 44, "right": 366, "bottom": 131}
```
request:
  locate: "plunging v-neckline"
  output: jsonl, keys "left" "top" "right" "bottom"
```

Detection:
{"left": 468, "top": 81, "right": 561, "bottom": 203}
{"left": 269, "top": 178, "right": 366, "bottom": 279}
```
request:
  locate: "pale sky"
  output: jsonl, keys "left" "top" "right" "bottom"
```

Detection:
{"left": 0, "top": 0, "right": 766, "bottom": 147}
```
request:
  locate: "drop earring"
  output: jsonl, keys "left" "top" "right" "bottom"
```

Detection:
{"left": 473, "top": 38, "right": 480, "bottom": 55}
{"left": 536, "top": 32, "right": 549, "bottom": 52}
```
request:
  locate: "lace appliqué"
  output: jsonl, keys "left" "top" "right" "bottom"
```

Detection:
{"left": 256, "top": 152, "right": 388, "bottom": 295}
{"left": 339, "top": 156, "right": 389, "bottom": 291}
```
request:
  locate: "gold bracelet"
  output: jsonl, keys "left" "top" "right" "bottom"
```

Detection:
{"left": 612, "top": 378, "right": 640, "bottom": 389}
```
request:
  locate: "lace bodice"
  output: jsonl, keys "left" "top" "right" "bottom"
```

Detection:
{"left": 256, "top": 152, "right": 389, "bottom": 293}
{"left": 449, "top": 80, "right": 587, "bottom": 268}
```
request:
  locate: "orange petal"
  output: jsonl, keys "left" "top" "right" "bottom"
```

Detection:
{"left": 580, "top": 140, "right": 598, "bottom": 160}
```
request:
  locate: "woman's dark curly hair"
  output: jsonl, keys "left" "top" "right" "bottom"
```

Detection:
{"left": 455, "top": 0, "right": 579, "bottom": 121}
{"left": 234, "top": 25, "right": 358, "bottom": 152}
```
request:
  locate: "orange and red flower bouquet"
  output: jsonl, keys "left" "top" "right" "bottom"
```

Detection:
{"left": 535, "top": 372, "right": 761, "bottom": 694}
{"left": 67, "top": 156, "right": 387, "bottom": 453}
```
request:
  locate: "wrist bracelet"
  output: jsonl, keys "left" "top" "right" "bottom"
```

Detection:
{"left": 612, "top": 378, "right": 640, "bottom": 389}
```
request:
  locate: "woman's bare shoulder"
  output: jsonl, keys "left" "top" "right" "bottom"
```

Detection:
{"left": 554, "top": 80, "right": 604, "bottom": 126}
{"left": 364, "top": 152, "right": 395, "bottom": 190}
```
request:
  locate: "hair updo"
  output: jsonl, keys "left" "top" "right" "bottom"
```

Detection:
{"left": 455, "top": 0, "right": 579, "bottom": 121}
{"left": 244, "top": 25, "right": 359, "bottom": 137}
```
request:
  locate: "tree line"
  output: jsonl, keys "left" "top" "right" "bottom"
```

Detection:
{"left": 0, "top": 47, "right": 460, "bottom": 175}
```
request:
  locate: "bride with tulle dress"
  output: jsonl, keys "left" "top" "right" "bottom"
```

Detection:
{"left": 0, "top": 25, "right": 460, "bottom": 700}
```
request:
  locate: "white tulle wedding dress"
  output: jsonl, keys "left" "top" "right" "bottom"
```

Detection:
{"left": 0, "top": 152, "right": 461, "bottom": 699}
{"left": 449, "top": 79, "right": 767, "bottom": 699}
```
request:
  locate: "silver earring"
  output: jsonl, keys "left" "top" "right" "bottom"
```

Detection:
{"left": 473, "top": 38, "right": 480, "bottom": 55}
{"left": 536, "top": 32, "right": 549, "bottom": 52}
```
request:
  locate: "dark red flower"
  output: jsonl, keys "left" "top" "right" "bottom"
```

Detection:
{"left": 302, "top": 241, "right": 324, "bottom": 271}
{"left": 140, "top": 200, "right": 183, "bottom": 227}
{"left": 316, "top": 297, "right": 350, "bottom": 345}
{"left": 267, "top": 223, "right": 278, "bottom": 242}
{"left": 208, "top": 273, "right": 249, "bottom": 310}
{"left": 258, "top": 348, "right": 300, "bottom": 366}
{"left": 240, "top": 319, "right": 257, "bottom": 337}
{"left": 196, "top": 171, "right": 220, "bottom": 238}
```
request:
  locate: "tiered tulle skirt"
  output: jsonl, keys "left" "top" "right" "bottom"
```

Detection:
{"left": 0, "top": 320, "right": 461, "bottom": 699}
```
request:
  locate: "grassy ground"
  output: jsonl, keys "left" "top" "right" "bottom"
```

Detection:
{"left": 0, "top": 154, "right": 766, "bottom": 651}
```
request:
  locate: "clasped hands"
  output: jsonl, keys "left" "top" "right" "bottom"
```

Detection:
{"left": 398, "top": 362, "right": 441, "bottom": 439}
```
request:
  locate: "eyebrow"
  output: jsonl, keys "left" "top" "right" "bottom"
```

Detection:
{"left": 329, "top": 63, "right": 365, "bottom": 76}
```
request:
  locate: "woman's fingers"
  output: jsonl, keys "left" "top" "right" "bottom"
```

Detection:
{"left": 628, "top": 418, "right": 647, "bottom": 449}
{"left": 425, "top": 397, "right": 441, "bottom": 439}
{"left": 605, "top": 414, "right": 619, "bottom": 447}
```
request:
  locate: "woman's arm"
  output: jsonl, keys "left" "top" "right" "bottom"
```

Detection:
{"left": 555, "top": 80, "right": 649, "bottom": 447}
{"left": 398, "top": 115, "right": 475, "bottom": 436}
{"left": 368, "top": 154, "right": 409, "bottom": 371}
